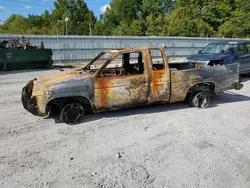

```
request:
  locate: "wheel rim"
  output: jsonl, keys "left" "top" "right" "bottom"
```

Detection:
{"left": 61, "top": 103, "right": 84, "bottom": 124}
{"left": 193, "top": 92, "right": 209, "bottom": 108}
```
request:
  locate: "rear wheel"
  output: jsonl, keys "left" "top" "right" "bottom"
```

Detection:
{"left": 60, "top": 102, "right": 84, "bottom": 125}
{"left": 189, "top": 91, "right": 210, "bottom": 108}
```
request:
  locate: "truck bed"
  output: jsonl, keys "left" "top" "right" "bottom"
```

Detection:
{"left": 169, "top": 63, "right": 240, "bottom": 103}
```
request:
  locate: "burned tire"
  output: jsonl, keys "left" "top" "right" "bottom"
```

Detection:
{"left": 60, "top": 102, "right": 84, "bottom": 125}
{"left": 189, "top": 91, "right": 210, "bottom": 109}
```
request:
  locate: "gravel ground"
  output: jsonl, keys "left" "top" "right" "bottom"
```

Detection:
{"left": 1, "top": 68, "right": 250, "bottom": 188}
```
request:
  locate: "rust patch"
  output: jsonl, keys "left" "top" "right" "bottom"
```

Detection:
{"left": 150, "top": 69, "right": 170, "bottom": 102}
{"left": 96, "top": 78, "right": 109, "bottom": 108}
{"left": 125, "top": 77, "right": 147, "bottom": 102}
{"left": 32, "top": 70, "right": 85, "bottom": 96}
{"left": 152, "top": 70, "right": 160, "bottom": 95}
{"left": 94, "top": 74, "right": 148, "bottom": 111}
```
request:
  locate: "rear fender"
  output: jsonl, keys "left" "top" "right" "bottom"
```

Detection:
{"left": 186, "top": 82, "right": 215, "bottom": 99}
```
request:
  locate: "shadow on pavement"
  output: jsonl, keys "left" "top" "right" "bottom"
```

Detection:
{"left": 51, "top": 91, "right": 250, "bottom": 125}
{"left": 211, "top": 91, "right": 250, "bottom": 106}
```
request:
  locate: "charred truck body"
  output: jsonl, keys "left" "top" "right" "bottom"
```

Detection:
{"left": 22, "top": 47, "right": 243, "bottom": 124}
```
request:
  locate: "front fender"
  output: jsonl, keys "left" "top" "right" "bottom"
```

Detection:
{"left": 223, "top": 56, "right": 234, "bottom": 65}
{"left": 45, "top": 91, "right": 94, "bottom": 114}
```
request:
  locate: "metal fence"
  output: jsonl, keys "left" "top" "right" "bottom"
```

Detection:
{"left": 0, "top": 34, "right": 247, "bottom": 63}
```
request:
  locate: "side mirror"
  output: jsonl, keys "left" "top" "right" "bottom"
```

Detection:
{"left": 198, "top": 50, "right": 202, "bottom": 54}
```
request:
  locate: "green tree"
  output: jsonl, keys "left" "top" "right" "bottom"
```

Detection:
{"left": 50, "top": 0, "right": 96, "bottom": 35}
{"left": 93, "top": 20, "right": 113, "bottom": 36}
{"left": 25, "top": 14, "right": 51, "bottom": 35}
{"left": 27, "top": 15, "right": 43, "bottom": 28}
{"left": 0, "top": 25, "right": 7, "bottom": 34}
{"left": 41, "top": 10, "right": 51, "bottom": 28}
{"left": 1, "top": 0, "right": 248, "bottom": 37}
{"left": 142, "top": 0, "right": 175, "bottom": 17}
{"left": 219, "top": 0, "right": 250, "bottom": 38}
{"left": 165, "top": 6, "right": 214, "bottom": 37}
{"left": 3, "top": 14, "right": 30, "bottom": 34}
{"left": 67, "top": 0, "right": 96, "bottom": 35}
{"left": 113, "top": 19, "right": 144, "bottom": 36}
{"left": 202, "top": 0, "right": 236, "bottom": 32}
{"left": 145, "top": 14, "right": 166, "bottom": 36}
{"left": 99, "top": 0, "right": 142, "bottom": 35}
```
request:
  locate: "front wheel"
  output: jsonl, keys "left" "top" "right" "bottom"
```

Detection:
{"left": 189, "top": 91, "right": 210, "bottom": 108}
{"left": 60, "top": 102, "right": 84, "bottom": 125}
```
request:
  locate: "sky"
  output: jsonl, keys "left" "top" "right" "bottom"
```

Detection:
{"left": 0, "top": 0, "right": 111, "bottom": 22}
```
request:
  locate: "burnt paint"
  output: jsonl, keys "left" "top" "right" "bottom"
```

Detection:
{"left": 170, "top": 63, "right": 240, "bottom": 103}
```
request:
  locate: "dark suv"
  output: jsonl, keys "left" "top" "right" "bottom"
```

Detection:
{"left": 186, "top": 41, "right": 250, "bottom": 75}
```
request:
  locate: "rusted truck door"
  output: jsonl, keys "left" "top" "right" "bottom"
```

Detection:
{"left": 148, "top": 48, "right": 171, "bottom": 102}
{"left": 94, "top": 50, "right": 149, "bottom": 111}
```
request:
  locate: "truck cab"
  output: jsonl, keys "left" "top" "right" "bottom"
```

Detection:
{"left": 85, "top": 47, "right": 171, "bottom": 111}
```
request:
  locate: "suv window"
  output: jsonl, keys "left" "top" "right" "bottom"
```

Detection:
{"left": 238, "top": 44, "right": 247, "bottom": 56}
{"left": 246, "top": 43, "right": 250, "bottom": 54}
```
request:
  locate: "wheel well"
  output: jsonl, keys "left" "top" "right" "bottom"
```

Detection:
{"left": 46, "top": 96, "right": 93, "bottom": 114}
{"left": 185, "top": 82, "right": 215, "bottom": 100}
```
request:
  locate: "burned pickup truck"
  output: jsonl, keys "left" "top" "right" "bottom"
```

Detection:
{"left": 21, "top": 47, "right": 243, "bottom": 124}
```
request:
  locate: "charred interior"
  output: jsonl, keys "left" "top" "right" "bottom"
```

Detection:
{"left": 98, "top": 52, "right": 145, "bottom": 78}
{"left": 169, "top": 62, "right": 196, "bottom": 71}
{"left": 208, "top": 60, "right": 224, "bottom": 66}
{"left": 84, "top": 49, "right": 201, "bottom": 78}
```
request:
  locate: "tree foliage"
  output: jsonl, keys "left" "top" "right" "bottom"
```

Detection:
{"left": 219, "top": 0, "right": 250, "bottom": 38}
{"left": 165, "top": 5, "right": 214, "bottom": 37}
{"left": 0, "top": 0, "right": 96, "bottom": 35}
{"left": 0, "top": 0, "right": 249, "bottom": 38}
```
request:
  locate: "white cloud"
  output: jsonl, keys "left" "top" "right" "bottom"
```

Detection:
{"left": 25, "top": 5, "right": 31, "bottom": 9}
{"left": 100, "top": 4, "right": 110, "bottom": 14}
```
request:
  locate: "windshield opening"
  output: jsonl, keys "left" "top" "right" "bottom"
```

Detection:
{"left": 201, "top": 44, "right": 237, "bottom": 54}
{"left": 83, "top": 52, "right": 114, "bottom": 74}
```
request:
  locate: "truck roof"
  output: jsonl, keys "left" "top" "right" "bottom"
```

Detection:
{"left": 103, "top": 47, "right": 164, "bottom": 53}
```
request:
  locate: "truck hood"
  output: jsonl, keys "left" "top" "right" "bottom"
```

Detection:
{"left": 187, "top": 53, "right": 233, "bottom": 61}
{"left": 32, "top": 69, "right": 91, "bottom": 96}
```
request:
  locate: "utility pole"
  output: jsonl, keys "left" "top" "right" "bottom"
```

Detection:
{"left": 57, "top": 20, "right": 61, "bottom": 64}
{"left": 65, "top": 17, "right": 69, "bottom": 35}
{"left": 89, "top": 23, "right": 92, "bottom": 36}
{"left": 57, "top": 28, "right": 61, "bottom": 64}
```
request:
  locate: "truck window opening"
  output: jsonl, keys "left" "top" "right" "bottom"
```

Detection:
{"left": 98, "top": 52, "right": 145, "bottom": 78}
{"left": 149, "top": 49, "right": 164, "bottom": 70}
